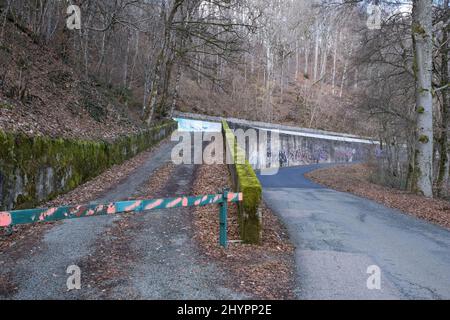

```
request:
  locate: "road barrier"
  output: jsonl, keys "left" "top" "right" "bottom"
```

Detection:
{"left": 0, "top": 189, "right": 242, "bottom": 248}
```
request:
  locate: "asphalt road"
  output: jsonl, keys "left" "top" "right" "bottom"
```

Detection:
{"left": 258, "top": 165, "right": 450, "bottom": 300}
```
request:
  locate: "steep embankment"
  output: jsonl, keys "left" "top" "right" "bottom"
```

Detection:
{"left": 0, "top": 19, "right": 143, "bottom": 141}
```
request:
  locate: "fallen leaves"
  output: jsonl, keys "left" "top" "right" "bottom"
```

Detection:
{"left": 77, "top": 160, "right": 176, "bottom": 297}
{"left": 0, "top": 19, "right": 144, "bottom": 142}
{"left": 192, "top": 163, "right": 296, "bottom": 300}
{"left": 0, "top": 273, "right": 18, "bottom": 298}
{"left": 307, "top": 163, "right": 450, "bottom": 229}
{"left": 0, "top": 140, "right": 168, "bottom": 252}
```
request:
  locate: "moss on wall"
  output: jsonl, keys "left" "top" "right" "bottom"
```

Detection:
{"left": 222, "top": 120, "right": 262, "bottom": 244}
{"left": 0, "top": 121, "right": 177, "bottom": 210}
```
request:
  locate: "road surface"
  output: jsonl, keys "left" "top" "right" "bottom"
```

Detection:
{"left": 258, "top": 165, "right": 450, "bottom": 300}
{"left": 1, "top": 140, "right": 247, "bottom": 300}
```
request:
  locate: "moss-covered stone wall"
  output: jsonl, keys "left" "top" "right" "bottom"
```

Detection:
{"left": 222, "top": 120, "right": 262, "bottom": 244}
{"left": 0, "top": 121, "right": 176, "bottom": 210}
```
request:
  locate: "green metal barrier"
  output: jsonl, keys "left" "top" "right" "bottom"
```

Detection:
{"left": 0, "top": 189, "right": 243, "bottom": 248}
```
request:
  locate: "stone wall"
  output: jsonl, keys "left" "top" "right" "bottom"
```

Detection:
{"left": 0, "top": 122, "right": 176, "bottom": 210}
{"left": 226, "top": 124, "right": 377, "bottom": 169}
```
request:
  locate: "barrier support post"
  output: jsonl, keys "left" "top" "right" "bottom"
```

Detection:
{"left": 219, "top": 188, "right": 229, "bottom": 248}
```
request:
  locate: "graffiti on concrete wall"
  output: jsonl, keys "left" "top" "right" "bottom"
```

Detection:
{"left": 229, "top": 123, "right": 374, "bottom": 169}
{"left": 334, "top": 146, "right": 357, "bottom": 162}
{"left": 277, "top": 147, "right": 331, "bottom": 167}
{"left": 264, "top": 136, "right": 366, "bottom": 168}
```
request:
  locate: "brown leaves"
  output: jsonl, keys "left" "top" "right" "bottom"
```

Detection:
{"left": 0, "top": 19, "right": 142, "bottom": 142}
{"left": 307, "top": 163, "right": 450, "bottom": 229}
{"left": 192, "top": 164, "right": 295, "bottom": 300}
{"left": 77, "top": 159, "right": 176, "bottom": 296}
{"left": 0, "top": 140, "right": 167, "bottom": 252}
{"left": 0, "top": 273, "right": 18, "bottom": 298}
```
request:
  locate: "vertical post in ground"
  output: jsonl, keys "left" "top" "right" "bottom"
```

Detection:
{"left": 219, "top": 188, "right": 229, "bottom": 248}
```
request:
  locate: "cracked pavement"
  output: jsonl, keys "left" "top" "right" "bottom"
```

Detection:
{"left": 1, "top": 140, "right": 247, "bottom": 300}
{"left": 258, "top": 164, "right": 450, "bottom": 300}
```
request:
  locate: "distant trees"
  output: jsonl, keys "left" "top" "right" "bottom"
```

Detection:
{"left": 0, "top": 0, "right": 256, "bottom": 122}
{"left": 141, "top": 0, "right": 256, "bottom": 124}
{"left": 0, "top": 0, "right": 447, "bottom": 197}
{"left": 0, "top": 0, "right": 367, "bottom": 127}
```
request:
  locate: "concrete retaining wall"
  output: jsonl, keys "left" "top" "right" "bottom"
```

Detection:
{"left": 174, "top": 112, "right": 378, "bottom": 169}
{"left": 0, "top": 122, "right": 177, "bottom": 210}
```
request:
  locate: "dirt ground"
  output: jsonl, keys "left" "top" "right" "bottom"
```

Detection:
{"left": 306, "top": 163, "right": 450, "bottom": 230}
{"left": 1, "top": 139, "right": 296, "bottom": 299}
{"left": 77, "top": 161, "right": 177, "bottom": 297}
{"left": 0, "top": 139, "right": 169, "bottom": 251}
{"left": 192, "top": 163, "right": 296, "bottom": 299}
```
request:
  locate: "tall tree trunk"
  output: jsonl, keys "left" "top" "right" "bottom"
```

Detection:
{"left": 304, "top": 44, "right": 309, "bottom": 76}
{"left": 280, "top": 54, "right": 284, "bottom": 103}
{"left": 141, "top": 0, "right": 183, "bottom": 125}
{"left": 332, "top": 32, "right": 339, "bottom": 94}
{"left": 295, "top": 40, "right": 299, "bottom": 79}
{"left": 170, "top": 64, "right": 182, "bottom": 118}
{"left": 128, "top": 30, "right": 140, "bottom": 90}
{"left": 95, "top": 32, "right": 107, "bottom": 75}
{"left": 313, "top": 23, "right": 320, "bottom": 81}
{"left": 83, "top": 7, "right": 94, "bottom": 78}
{"left": 340, "top": 45, "right": 352, "bottom": 98}
{"left": 437, "top": 0, "right": 449, "bottom": 197}
{"left": 410, "top": 0, "right": 434, "bottom": 197}
{"left": 157, "top": 50, "right": 175, "bottom": 117}
{"left": 123, "top": 30, "right": 130, "bottom": 88}
{"left": 0, "top": 0, "right": 12, "bottom": 42}
{"left": 320, "top": 43, "right": 328, "bottom": 81}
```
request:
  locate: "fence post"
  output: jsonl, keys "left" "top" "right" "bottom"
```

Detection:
{"left": 219, "top": 188, "right": 229, "bottom": 248}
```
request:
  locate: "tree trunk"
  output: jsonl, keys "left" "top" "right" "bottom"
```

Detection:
{"left": 0, "top": 0, "right": 12, "bottom": 42}
{"left": 313, "top": 23, "right": 320, "bottom": 81}
{"left": 123, "top": 30, "right": 130, "bottom": 88}
{"left": 128, "top": 30, "right": 140, "bottom": 90}
{"left": 340, "top": 45, "right": 352, "bottom": 98}
{"left": 332, "top": 32, "right": 339, "bottom": 94}
{"left": 157, "top": 50, "right": 176, "bottom": 117}
{"left": 410, "top": 0, "right": 434, "bottom": 197}
{"left": 170, "top": 64, "right": 182, "bottom": 118}
{"left": 295, "top": 40, "right": 299, "bottom": 79}
{"left": 141, "top": 0, "right": 183, "bottom": 125}
{"left": 280, "top": 54, "right": 284, "bottom": 103}
{"left": 436, "top": 0, "right": 449, "bottom": 197}
{"left": 304, "top": 44, "right": 309, "bottom": 76}
{"left": 95, "top": 32, "right": 107, "bottom": 75}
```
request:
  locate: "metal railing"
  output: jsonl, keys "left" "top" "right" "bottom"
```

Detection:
{"left": 0, "top": 189, "right": 242, "bottom": 248}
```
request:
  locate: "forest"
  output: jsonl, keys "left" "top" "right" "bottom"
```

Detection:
{"left": 0, "top": 0, "right": 448, "bottom": 199}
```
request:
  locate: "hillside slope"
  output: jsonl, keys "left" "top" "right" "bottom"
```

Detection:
{"left": 178, "top": 72, "right": 373, "bottom": 137}
{"left": 0, "top": 19, "right": 144, "bottom": 142}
